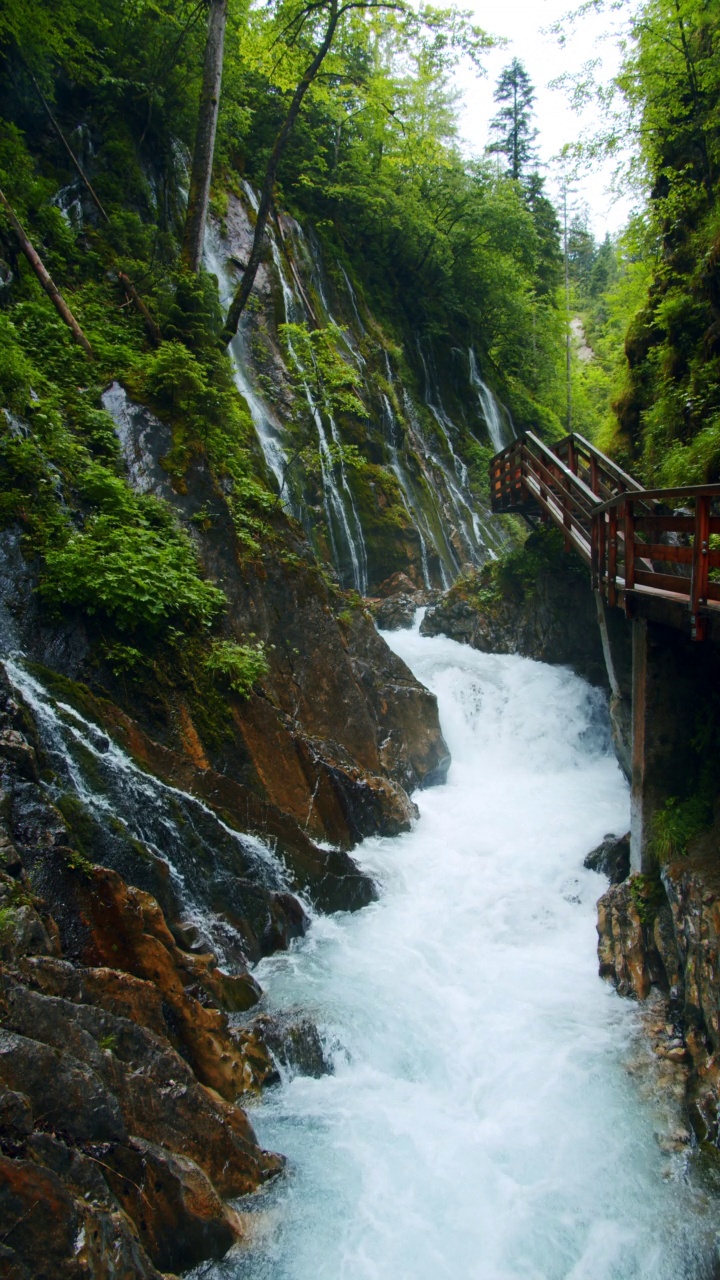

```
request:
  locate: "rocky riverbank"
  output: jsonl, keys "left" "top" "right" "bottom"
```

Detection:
{"left": 0, "top": 386, "right": 450, "bottom": 1276}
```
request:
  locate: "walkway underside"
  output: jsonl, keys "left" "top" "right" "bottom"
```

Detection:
{"left": 490, "top": 431, "right": 720, "bottom": 642}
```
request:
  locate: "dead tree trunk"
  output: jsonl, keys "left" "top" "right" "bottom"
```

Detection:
{"left": 0, "top": 188, "right": 94, "bottom": 357}
{"left": 181, "top": 0, "right": 228, "bottom": 273}
{"left": 221, "top": 0, "right": 340, "bottom": 344}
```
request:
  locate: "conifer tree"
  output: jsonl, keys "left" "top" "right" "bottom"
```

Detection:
{"left": 488, "top": 58, "right": 538, "bottom": 181}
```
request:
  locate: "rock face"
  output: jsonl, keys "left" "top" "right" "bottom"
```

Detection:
{"left": 0, "top": 380, "right": 451, "bottom": 1272}
{"left": 593, "top": 825, "right": 720, "bottom": 1152}
{"left": 1, "top": 386, "right": 448, "bottom": 862}
{"left": 584, "top": 832, "right": 630, "bottom": 885}
{"left": 0, "top": 676, "right": 288, "bottom": 1276}
{"left": 420, "top": 533, "right": 611, "bottom": 687}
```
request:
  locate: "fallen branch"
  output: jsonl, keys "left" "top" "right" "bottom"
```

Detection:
{"left": 0, "top": 186, "right": 94, "bottom": 358}
{"left": 27, "top": 69, "right": 161, "bottom": 347}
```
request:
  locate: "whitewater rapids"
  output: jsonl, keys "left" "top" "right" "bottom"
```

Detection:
{"left": 205, "top": 626, "right": 720, "bottom": 1280}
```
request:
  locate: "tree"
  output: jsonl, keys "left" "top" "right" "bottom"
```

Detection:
{"left": 488, "top": 58, "right": 538, "bottom": 181}
{"left": 181, "top": 0, "right": 229, "bottom": 273}
{"left": 221, "top": 0, "right": 403, "bottom": 343}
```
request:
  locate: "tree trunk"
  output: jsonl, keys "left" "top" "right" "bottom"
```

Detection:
{"left": 222, "top": 0, "right": 339, "bottom": 344}
{"left": 0, "top": 188, "right": 94, "bottom": 358}
{"left": 181, "top": 0, "right": 228, "bottom": 273}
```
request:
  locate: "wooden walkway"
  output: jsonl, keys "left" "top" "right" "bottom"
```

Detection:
{"left": 490, "top": 432, "right": 720, "bottom": 641}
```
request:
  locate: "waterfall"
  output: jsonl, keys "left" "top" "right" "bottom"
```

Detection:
{"left": 269, "top": 230, "right": 368, "bottom": 595}
{"left": 468, "top": 349, "right": 516, "bottom": 452}
{"left": 415, "top": 342, "right": 503, "bottom": 562}
{"left": 3, "top": 660, "right": 287, "bottom": 970}
{"left": 203, "top": 224, "right": 288, "bottom": 496}
{"left": 380, "top": 391, "right": 432, "bottom": 590}
{"left": 200, "top": 625, "right": 717, "bottom": 1280}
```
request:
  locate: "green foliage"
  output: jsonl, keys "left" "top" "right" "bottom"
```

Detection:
{"left": 453, "top": 525, "right": 573, "bottom": 611}
{"left": 628, "top": 873, "right": 665, "bottom": 926}
{"left": 41, "top": 516, "right": 226, "bottom": 632}
{"left": 204, "top": 639, "right": 269, "bottom": 697}
{"left": 0, "top": 905, "right": 18, "bottom": 943}
{"left": 488, "top": 59, "right": 538, "bottom": 181}
{"left": 651, "top": 793, "right": 713, "bottom": 863}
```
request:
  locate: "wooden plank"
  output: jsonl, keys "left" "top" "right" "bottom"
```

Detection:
{"left": 625, "top": 500, "right": 635, "bottom": 601}
{"left": 691, "top": 494, "right": 711, "bottom": 613}
{"left": 608, "top": 507, "right": 618, "bottom": 606}
{"left": 634, "top": 567, "right": 692, "bottom": 597}
{"left": 637, "top": 543, "right": 694, "bottom": 565}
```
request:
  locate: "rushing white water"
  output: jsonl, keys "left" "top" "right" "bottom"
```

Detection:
{"left": 200, "top": 626, "right": 719, "bottom": 1280}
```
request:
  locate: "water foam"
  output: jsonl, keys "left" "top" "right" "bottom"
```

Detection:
{"left": 204, "top": 629, "right": 712, "bottom": 1280}
{"left": 203, "top": 624, "right": 718, "bottom": 1280}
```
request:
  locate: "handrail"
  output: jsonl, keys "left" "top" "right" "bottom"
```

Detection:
{"left": 489, "top": 431, "right": 720, "bottom": 641}
{"left": 554, "top": 432, "right": 643, "bottom": 495}
{"left": 596, "top": 483, "right": 720, "bottom": 512}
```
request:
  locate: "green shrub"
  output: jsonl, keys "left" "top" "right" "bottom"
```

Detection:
{"left": 41, "top": 515, "right": 226, "bottom": 632}
{"left": 204, "top": 639, "right": 269, "bottom": 697}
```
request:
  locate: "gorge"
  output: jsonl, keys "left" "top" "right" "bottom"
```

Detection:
{"left": 2, "top": 0, "right": 720, "bottom": 1275}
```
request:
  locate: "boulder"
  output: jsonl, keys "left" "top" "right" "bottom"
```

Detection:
{"left": 583, "top": 832, "right": 630, "bottom": 884}
{"left": 0, "top": 1028, "right": 126, "bottom": 1144}
{"left": 0, "top": 1155, "right": 164, "bottom": 1280}
{"left": 102, "top": 1137, "right": 242, "bottom": 1273}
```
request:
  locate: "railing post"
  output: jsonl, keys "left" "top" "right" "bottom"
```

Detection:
{"left": 624, "top": 498, "right": 635, "bottom": 618}
{"left": 590, "top": 456, "right": 599, "bottom": 496}
{"left": 608, "top": 505, "right": 618, "bottom": 607}
{"left": 690, "top": 494, "right": 710, "bottom": 641}
{"left": 597, "top": 511, "right": 606, "bottom": 596}
{"left": 567, "top": 436, "right": 576, "bottom": 476}
{"left": 591, "top": 513, "right": 599, "bottom": 589}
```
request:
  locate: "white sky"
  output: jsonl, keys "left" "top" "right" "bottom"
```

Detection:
{"left": 454, "top": 0, "right": 637, "bottom": 239}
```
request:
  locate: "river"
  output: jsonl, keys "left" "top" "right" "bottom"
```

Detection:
{"left": 200, "top": 623, "right": 719, "bottom": 1280}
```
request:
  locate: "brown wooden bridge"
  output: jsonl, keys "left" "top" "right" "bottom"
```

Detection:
{"left": 490, "top": 431, "right": 720, "bottom": 642}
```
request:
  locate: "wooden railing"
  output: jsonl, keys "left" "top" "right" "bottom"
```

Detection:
{"left": 490, "top": 432, "right": 720, "bottom": 641}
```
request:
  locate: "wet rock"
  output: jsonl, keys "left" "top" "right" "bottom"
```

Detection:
{"left": 374, "top": 572, "right": 420, "bottom": 598}
{"left": 0, "top": 1154, "right": 164, "bottom": 1280}
{"left": 0, "top": 1090, "right": 32, "bottom": 1144}
{"left": 0, "top": 732, "right": 38, "bottom": 783}
{"left": 597, "top": 877, "right": 656, "bottom": 1000}
{"left": 249, "top": 1012, "right": 331, "bottom": 1079}
{"left": 28, "top": 864, "right": 274, "bottom": 1101}
{"left": 102, "top": 1136, "right": 241, "bottom": 1273}
{"left": 371, "top": 594, "right": 418, "bottom": 630}
{"left": 15, "top": 956, "right": 171, "bottom": 1040}
{"left": 0, "top": 1028, "right": 127, "bottom": 1144}
{"left": 584, "top": 832, "right": 630, "bottom": 884}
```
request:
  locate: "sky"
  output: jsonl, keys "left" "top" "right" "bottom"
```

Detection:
{"left": 455, "top": 0, "right": 637, "bottom": 239}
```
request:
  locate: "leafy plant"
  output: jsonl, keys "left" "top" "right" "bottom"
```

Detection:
{"left": 651, "top": 794, "right": 713, "bottom": 863}
{"left": 41, "top": 516, "right": 226, "bottom": 633}
{"left": 204, "top": 639, "right": 269, "bottom": 697}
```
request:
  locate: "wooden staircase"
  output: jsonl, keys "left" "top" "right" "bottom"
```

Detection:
{"left": 490, "top": 432, "right": 720, "bottom": 641}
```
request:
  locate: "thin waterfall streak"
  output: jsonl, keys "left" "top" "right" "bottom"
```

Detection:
{"left": 203, "top": 223, "right": 289, "bottom": 496}
{"left": 468, "top": 348, "right": 515, "bottom": 451}
{"left": 270, "top": 232, "right": 367, "bottom": 593}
